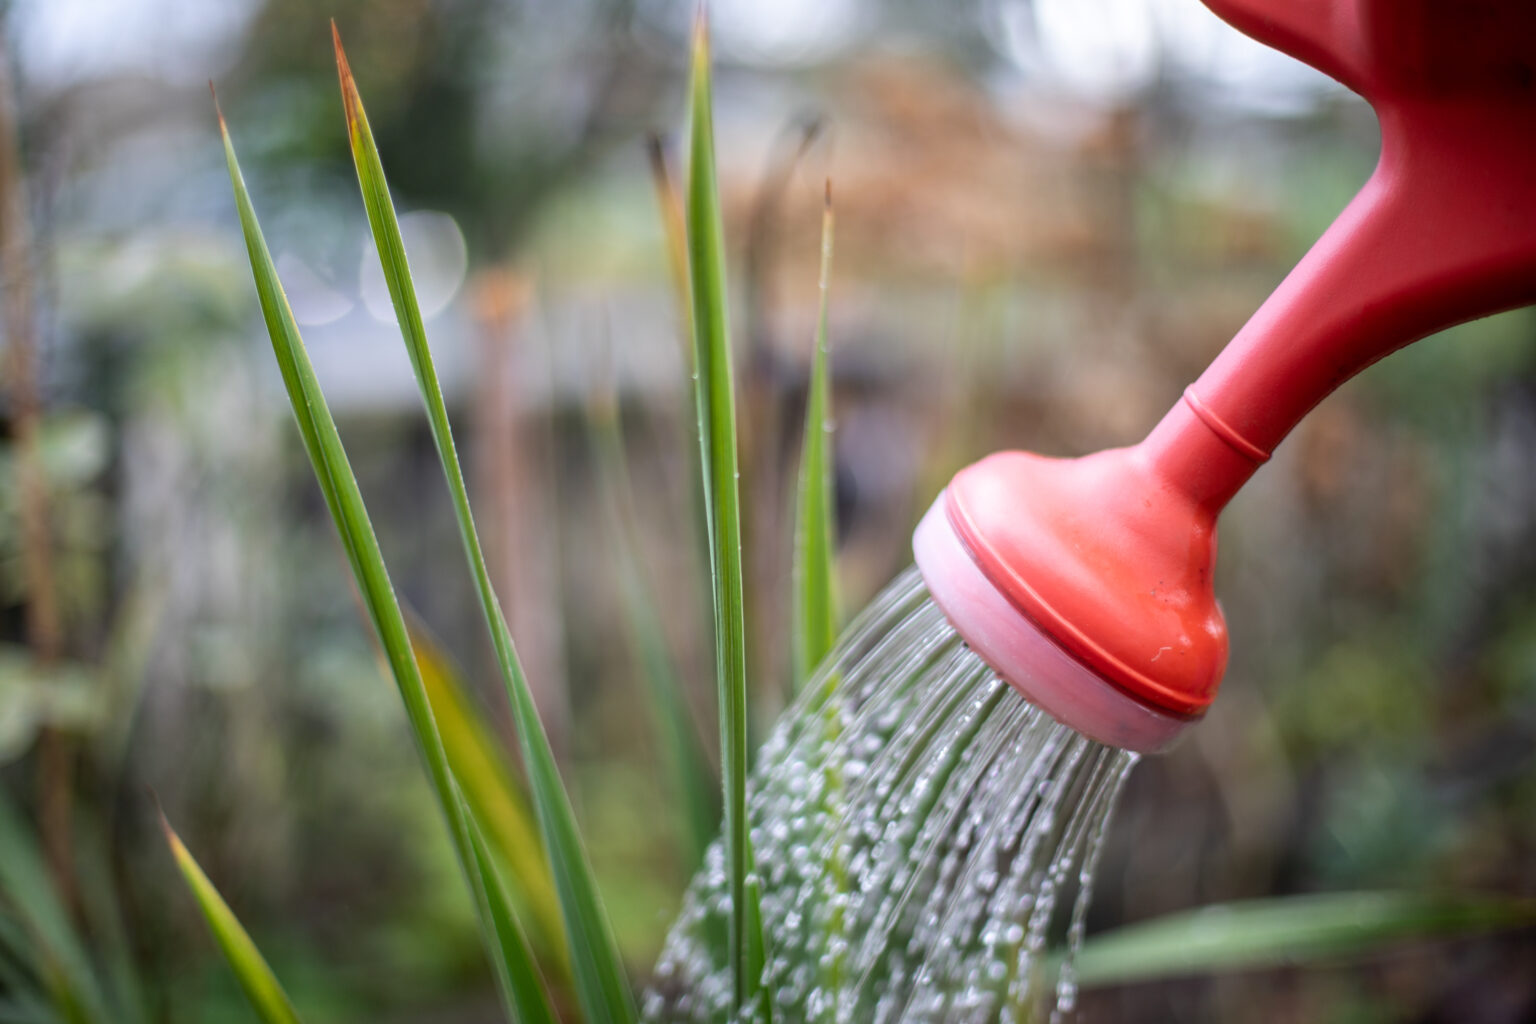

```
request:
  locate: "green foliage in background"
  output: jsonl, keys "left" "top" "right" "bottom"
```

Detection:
{"left": 586, "top": 384, "right": 720, "bottom": 869}
{"left": 1068, "top": 890, "right": 1536, "bottom": 987}
{"left": 0, "top": 795, "right": 120, "bottom": 1024}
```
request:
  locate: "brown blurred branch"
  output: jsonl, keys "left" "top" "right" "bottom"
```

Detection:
{"left": 741, "top": 115, "right": 825, "bottom": 700}
{"left": 0, "top": 31, "right": 74, "bottom": 907}
{"left": 646, "top": 134, "right": 692, "bottom": 355}
{"left": 470, "top": 269, "right": 570, "bottom": 758}
{"left": 743, "top": 115, "right": 825, "bottom": 373}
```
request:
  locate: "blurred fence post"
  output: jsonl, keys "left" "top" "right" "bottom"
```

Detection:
{"left": 471, "top": 268, "right": 570, "bottom": 758}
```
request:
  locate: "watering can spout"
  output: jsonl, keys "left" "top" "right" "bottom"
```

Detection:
{"left": 1175, "top": 0, "right": 1536, "bottom": 473}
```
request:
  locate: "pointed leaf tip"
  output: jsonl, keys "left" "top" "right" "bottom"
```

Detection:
{"left": 209, "top": 82, "right": 227, "bottom": 133}
{"left": 692, "top": 5, "right": 710, "bottom": 58}
{"left": 161, "top": 809, "right": 305, "bottom": 1024}
{"left": 160, "top": 816, "right": 196, "bottom": 876}
{"left": 825, "top": 178, "right": 832, "bottom": 209}
{"left": 331, "top": 22, "right": 361, "bottom": 129}
{"left": 646, "top": 132, "right": 666, "bottom": 174}
{"left": 150, "top": 788, "right": 177, "bottom": 842}
{"left": 153, "top": 805, "right": 175, "bottom": 847}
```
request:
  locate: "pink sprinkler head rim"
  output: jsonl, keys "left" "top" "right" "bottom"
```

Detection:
{"left": 913, "top": 494, "right": 1195, "bottom": 754}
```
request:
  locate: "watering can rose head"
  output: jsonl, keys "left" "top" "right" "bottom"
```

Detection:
{"left": 915, "top": 432, "right": 1232, "bottom": 755}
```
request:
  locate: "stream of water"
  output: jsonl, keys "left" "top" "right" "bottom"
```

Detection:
{"left": 645, "top": 568, "right": 1140, "bottom": 1023}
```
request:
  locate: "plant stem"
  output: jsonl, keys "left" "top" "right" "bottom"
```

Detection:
{"left": 0, "top": 28, "right": 74, "bottom": 913}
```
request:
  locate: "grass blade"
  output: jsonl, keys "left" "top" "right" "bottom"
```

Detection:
{"left": 460, "top": 818, "right": 560, "bottom": 1024}
{"left": 684, "top": 14, "right": 755, "bottom": 1010}
{"left": 1067, "top": 890, "right": 1536, "bottom": 988}
{"left": 216, "top": 101, "right": 554, "bottom": 1022}
{"left": 586, "top": 385, "right": 719, "bottom": 867}
{"left": 158, "top": 815, "right": 301, "bottom": 1024}
{"left": 409, "top": 620, "right": 565, "bottom": 959}
{"left": 73, "top": 821, "right": 148, "bottom": 1024}
{"left": 0, "top": 796, "right": 110, "bottom": 1023}
{"left": 462, "top": 805, "right": 558, "bottom": 1024}
{"left": 791, "top": 182, "right": 839, "bottom": 691}
{"left": 331, "top": 28, "right": 636, "bottom": 1023}
{"left": 743, "top": 875, "right": 771, "bottom": 1024}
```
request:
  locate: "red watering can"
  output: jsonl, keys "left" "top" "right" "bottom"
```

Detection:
{"left": 915, "top": 0, "right": 1536, "bottom": 751}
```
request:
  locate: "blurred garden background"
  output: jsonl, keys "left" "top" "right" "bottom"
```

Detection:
{"left": 1, "top": 0, "right": 1533, "bottom": 1020}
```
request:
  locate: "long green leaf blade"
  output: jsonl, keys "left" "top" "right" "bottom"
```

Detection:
{"left": 217, "top": 102, "right": 553, "bottom": 1022}
{"left": 1067, "top": 891, "right": 1536, "bottom": 988}
{"left": 158, "top": 816, "right": 301, "bottom": 1024}
{"left": 791, "top": 182, "right": 839, "bottom": 691}
{"left": 685, "top": 14, "right": 754, "bottom": 1010}
{"left": 331, "top": 29, "right": 636, "bottom": 1023}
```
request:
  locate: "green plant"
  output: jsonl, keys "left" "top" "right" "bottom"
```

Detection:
{"left": 791, "top": 184, "right": 839, "bottom": 693}
{"left": 0, "top": 795, "right": 143, "bottom": 1024}
{"left": 218, "top": 88, "right": 561, "bottom": 1023}
{"left": 185, "top": 14, "right": 798, "bottom": 1018}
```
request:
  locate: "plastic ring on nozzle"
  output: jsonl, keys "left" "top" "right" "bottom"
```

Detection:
{"left": 913, "top": 494, "right": 1197, "bottom": 755}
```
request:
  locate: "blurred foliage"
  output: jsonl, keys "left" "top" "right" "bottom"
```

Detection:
{"left": 1068, "top": 891, "right": 1536, "bottom": 988}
